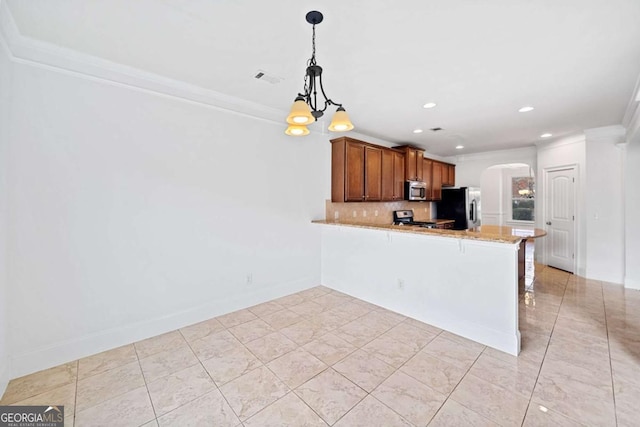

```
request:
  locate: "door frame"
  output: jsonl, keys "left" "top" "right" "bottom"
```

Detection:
{"left": 541, "top": 164, "right": 578, "bottom": 273}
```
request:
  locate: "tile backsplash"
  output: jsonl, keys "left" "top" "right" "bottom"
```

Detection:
{"left": 325, "top": 200, "right": 433, "bottom": 225}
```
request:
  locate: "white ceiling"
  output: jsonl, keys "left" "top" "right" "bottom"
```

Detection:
{"left": 5, "top": 0, "right": 640, "bottom": 156}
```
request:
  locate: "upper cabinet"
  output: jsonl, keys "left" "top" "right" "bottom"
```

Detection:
{"left": 432, "top": 161, "right": 443, "bottom": 200}
{"left": 334, "top": 137, "right": 382, "bottom": 202}
{"left": 393, "top": 145, "right": 424, "bottom": 181}
{"left": 331, "top": 137, "right": 454, "bottom": 202}
{"left": 381, "top": 149, "right": 405, "bottom": 201}
{"left": 442, "top": 163, "right": 456, "bottom": 187}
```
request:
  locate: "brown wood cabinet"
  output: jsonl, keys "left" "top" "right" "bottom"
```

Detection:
{"left": 423, "top": 158, "right": 433, "bottom": 199}
{"left": 332, "top": 137, "right": 454, "bottom": 203}
{"left": 381, "top": 149, "right": 405, "bottom": 201}
{"left": 423, "top": 158, "right": 446, "bottom": 201}
{"left": 332, "top": 137, "right": 387, "bottom": 202}
{"left": 393, "top": 145, "right": 424, "bottom": 181}
{"left": 364, "top": 146, "right": 382, "bottom": 201}
{"left": 442, "top": 163, "right": 456, "bottom": 187}
{"left": 436, "top": 222, "right": 454, "bottom": 229}
{"left": 432, "top": 161, "right": 443, "bottom": 201}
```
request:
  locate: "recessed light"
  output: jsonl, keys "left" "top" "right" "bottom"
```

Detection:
{"left": 538, "top": 405, "right": 549, "bottom": 413}
{"left": 423, "top": 102, "right": 437, "bottom": 109}
{"left": 518, "top": 106, "right": 534, "bottom": 113}
{"left": 413, "top": 129, "right": 423, "bottom": 134}
{"left": 540, "top": 133, "right": 552, "bottom": 138}
{"left": 455, "top": 145, "right": 464, "bottom": 150}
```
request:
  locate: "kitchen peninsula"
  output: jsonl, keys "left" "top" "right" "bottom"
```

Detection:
{"left": 314, "top": 219, "right": 539, "bottom": 355}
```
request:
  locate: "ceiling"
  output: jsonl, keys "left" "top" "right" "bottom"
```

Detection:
{"left": 5, "top": 0, "right": 640, "bottom": 156}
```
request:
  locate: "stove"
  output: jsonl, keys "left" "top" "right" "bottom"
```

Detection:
{"left": 392, "top": 210, "right": 437, "bottom": 228}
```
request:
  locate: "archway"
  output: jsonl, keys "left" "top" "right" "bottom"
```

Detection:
{"left": 480, "top": 163, "right": 535, "bottom": 227}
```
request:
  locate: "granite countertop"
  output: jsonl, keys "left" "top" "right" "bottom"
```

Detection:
{"left": 312, "top": 220, "right": 537, "bottom": 244}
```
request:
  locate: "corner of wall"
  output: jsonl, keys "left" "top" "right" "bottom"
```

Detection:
{"left": 0, "top": 0, "right": 11, "bottom": 396}
{"left": 0, "top": 359, "right": 9, "bottom": 398}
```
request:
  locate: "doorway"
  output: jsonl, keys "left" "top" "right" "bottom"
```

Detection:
{"left": 544, "top": 166, "right": 577, "bottom": 273}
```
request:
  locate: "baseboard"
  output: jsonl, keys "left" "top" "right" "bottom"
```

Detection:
{"left": 10, "top": 277, "right": 317, "bottom": 378}
{"left": 624, "top": 276, "right": 640, "bottom": 290}
{"left": 324, "top": 283, "right": 521, "bottom": 356}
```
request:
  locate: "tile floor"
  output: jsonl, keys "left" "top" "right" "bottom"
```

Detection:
{"left": 1, "top": 264, "right": 639, "bottom": 426}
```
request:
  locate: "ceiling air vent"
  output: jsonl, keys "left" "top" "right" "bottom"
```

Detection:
{"left": 253, "top": 69, "right": 282, "bottom": 84}
{"left": 430, "top": 127, "right": 444, "bottom": 132}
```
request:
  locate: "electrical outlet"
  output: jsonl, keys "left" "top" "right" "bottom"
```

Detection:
{"left": 334, "top": 211, "right": 340, "bottom": 220}
{"left": 352, "top": 210, "right": 357, "bottom": 218}
{"left": 397, "top": 279, "right": 405, "bottom": 290}
{"left": 374, "top": 210, "right": 379, "bottom": 216}
{"left": 363, "top": 210, "right": 367, "bottom": 217}
{"left": 246, "top": 274, "right": 253, "bottom": 285}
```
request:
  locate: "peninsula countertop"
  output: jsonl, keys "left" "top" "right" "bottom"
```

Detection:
{"left": 312, "top": 220, "right": 545, "bottom": 244}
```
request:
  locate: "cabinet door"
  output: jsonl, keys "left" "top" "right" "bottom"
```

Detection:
{"left": 423, "top": 158, "right": 433, "bottom": 200}
{"left": 448, "top": 164, "right": 455, "bottom": 187}
{"left": 405, "top": 149, "right": 417, "bottom": 181}
{"left": 416, "top": 151, "right": 424, "bottom": 181}
{"left": 345, "top": 141, "right": 365, "bottom": 201}
{"left": 441, "top": 164, "right": 453, "bottom": 186}
{"left": 393, "top": 151, "right": 405, "bottom": 200}
{"left": 381, "top": 149, "right": 394, "bottom": 201}
{"left": 432, "top": 161, "right": 443, "bottom": 200}
{"left": 364, "top": 146, "right": 382, "bottom": 201}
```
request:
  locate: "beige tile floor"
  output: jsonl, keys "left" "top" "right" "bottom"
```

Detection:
{"left": 2, "top": 264, "right": 639, "bottom": 426}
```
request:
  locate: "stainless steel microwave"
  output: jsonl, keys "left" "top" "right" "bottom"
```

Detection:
{"left": 404, "top": 181, "right": 427, "bottom": 201}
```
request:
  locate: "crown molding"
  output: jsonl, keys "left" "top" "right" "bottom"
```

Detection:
{"left": 584, "top": 125, "right": 626, "bottom": 144}
{"left": 0, "top": 1, "right": 293, "bottom": 127}
{"left": 622, "top": 74, "right": 640, "bottom": 145}
{"left": 535, "top": 133, "right": 586, "bottom": 152}
{"left": 452, "top": 145, "right": 537, "bottom": 163}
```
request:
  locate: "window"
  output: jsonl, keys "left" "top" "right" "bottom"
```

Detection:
{"left": 512, "top": 176, "right": 535, "bottom": 221}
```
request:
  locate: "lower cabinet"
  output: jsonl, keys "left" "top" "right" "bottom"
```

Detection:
{"left": 436, "top": 222, "right": 454, "bottom": 229}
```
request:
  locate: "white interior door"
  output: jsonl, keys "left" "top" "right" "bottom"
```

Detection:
{"left": 544, "top": 167, "right": 576, "bottom": 272}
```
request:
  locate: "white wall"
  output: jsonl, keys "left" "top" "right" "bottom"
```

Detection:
{"left": 0, "top": 10, "right": 11, "bottom": 393}
{"left": 447, "top": 146, "right": 537, "bottom": 188}
{"left": 584, "top": 127, "right": 626, "bottom": 284}
{"left": 624, "top": 142, "right": 640, "bottom": 289}
{"left": 537, "top": 135, "right": 587, "bottom": 276}
{"left": 5, "top": 59, "right": 330, "bottom": 377}
{"left": 480, "top": 165, "right": 534, "bottom": 227}
{"left": 480, "top": 167, "right": 503, "bottom": 225}
{"left": 321, "top": 225, "right": 520, "bottom": 355}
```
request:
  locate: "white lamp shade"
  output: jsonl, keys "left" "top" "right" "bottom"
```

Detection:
{"left": 285, "top": 124, "right": 310, "bottom": 136}
{"left": 286, "top": 99, "right": 315, "bottom": 125}
{"left": 328, "top": 108, "right": 354, "bottom": 132}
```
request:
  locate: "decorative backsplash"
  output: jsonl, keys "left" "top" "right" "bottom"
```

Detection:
{"left": 325, "top": 200, "right": 433, "bottom": 225}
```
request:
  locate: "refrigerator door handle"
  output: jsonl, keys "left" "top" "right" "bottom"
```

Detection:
{"left": 470, "top": 199, "right": 477, "bottom": 223}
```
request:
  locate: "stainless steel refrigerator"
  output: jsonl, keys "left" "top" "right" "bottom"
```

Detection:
{"left": 435, "top": 187, "right": 481, "bottom": 230}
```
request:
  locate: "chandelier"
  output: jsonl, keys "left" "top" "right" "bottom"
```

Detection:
{"left": 285, "top": 11, "right": 354, "bottom": 136}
